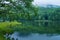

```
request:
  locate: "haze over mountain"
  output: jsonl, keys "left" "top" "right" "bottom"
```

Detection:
{"left": 32, "top": 0, "right": 60, "bottom": 7}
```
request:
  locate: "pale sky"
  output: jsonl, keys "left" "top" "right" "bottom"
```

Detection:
{"left": 33, "top": 0, "right": 60, "bottom": 6}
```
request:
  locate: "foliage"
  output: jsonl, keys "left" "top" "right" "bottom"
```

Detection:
{"left": 0, "top": 0, "right": 60, "bottom": 39}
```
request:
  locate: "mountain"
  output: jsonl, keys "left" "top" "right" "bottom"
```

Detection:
{"left": 39, "top": 4, "right": 60, "bottom": 8}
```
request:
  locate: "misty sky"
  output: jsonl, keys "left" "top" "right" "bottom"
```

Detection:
{"left": 33, "top": 0, "right": 60, "bottom": 6}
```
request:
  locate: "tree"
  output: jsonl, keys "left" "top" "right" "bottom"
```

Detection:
{"left": 0, "top": 0, "right": 34, "bottom": 21}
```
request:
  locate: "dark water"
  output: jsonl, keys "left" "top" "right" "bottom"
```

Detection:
{"left": 4, "top": 32, "right": 60, "bottom": 40}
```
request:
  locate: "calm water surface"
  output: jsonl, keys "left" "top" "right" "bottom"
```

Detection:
{"left": 4, "top": 32, "right": 60, "bottom": 40}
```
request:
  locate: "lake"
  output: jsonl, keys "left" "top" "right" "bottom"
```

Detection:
{"left": 4, "top": 32, "right": 60, "bottom": 40}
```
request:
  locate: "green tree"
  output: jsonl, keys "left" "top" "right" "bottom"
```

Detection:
{"left": 0, "top": 0, "right": 34, "bottom": 21}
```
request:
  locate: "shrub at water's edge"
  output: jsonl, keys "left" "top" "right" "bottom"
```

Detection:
{"left": 0, "top": 21, "right": 21, "bottom": 34}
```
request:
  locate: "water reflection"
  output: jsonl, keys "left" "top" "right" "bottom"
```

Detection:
{"left": 4, "top": 32, "right": 60, "bottom": 40}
